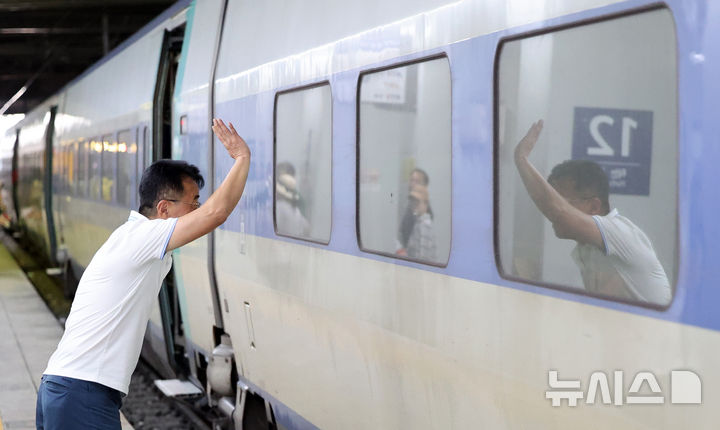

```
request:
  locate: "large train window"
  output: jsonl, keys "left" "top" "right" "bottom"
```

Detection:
{"left": 495, "top": 7, "right": 677, "bottom": 307}
{"left": 116, "top": 129, "right": 135, "bottom": 207}
{"left": 101, "top": 134, "right": 115, "bottom": 202}
{"left": 358, "top": 56, "right": 451, "bottom": 266}
{"left": 89, "top": 137, "right": 101, "bottom": 200}
{"left": 274, "top": 83, "right": 332, "bottom": 244}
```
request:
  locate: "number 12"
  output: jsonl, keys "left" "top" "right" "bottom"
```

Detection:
{"left": 588, "top": 115, "right": 637, "bottom": 157}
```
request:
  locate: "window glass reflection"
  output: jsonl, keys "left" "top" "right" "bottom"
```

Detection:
{"left": 274, "top": 84, "right": 332, "bottom": 243}
{"left": 358, "top": 57, "right": 451, "bottom": 265}
{"left": 496, "top": 9, "right": 677, "bottom": 306}
{"left": 116, "top": 130, "right": 134, "bottom": 207}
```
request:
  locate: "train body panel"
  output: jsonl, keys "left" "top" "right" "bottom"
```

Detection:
{"left": 172, "top": 0, "right": 226, "bottom": 357}
{"left": 217, "top": 231, "right": 720, "bottom": 429}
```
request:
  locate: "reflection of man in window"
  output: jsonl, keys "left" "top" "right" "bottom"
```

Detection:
{"left": 397, "top": 168, "right": 437, "bottom": 261}
{"left": 276, "top": 161, "right": 310, "bottom": 237}
{"left": 514, "top": 120, "right": 670, "bottom": 305}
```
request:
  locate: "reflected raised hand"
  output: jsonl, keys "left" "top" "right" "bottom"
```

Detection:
{"left": 514, "top": 119, "right": 544, "bottom": 162}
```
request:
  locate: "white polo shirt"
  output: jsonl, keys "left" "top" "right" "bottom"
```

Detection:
{"left": 44, "top": 211, "right": 177, "bottom": 394}
{"left": 571, "top": 208, "right": 671, "bottom": 305}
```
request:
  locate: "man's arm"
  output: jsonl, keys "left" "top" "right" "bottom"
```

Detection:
{"left": 166, "top": 119, "right": 251, "bottom": 252}
{"left": 513, "top": 120, "right": 604, "bottom": 249}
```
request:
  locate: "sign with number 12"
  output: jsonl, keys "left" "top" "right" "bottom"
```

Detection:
{"left": 571, "top": 107, "right": 653, "bottom": 196}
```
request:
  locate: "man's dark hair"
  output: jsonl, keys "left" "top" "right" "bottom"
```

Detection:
{"left": 548, "top": 159, "right": 610, "bottom": 214}
{"left": 412, "top": 168, "right": 429, "bottom": 186}
{"left": 138, "top": 160, "right": 204, "bottom": 216}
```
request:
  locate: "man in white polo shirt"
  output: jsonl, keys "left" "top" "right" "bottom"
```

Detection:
{"left": 36, "top": 119, "right": 248, "bottom": 429}
{"left": 513, "top": 120, "right": 671, "bottom": 305}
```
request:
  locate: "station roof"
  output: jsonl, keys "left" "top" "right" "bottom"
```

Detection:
{"left": 0, "top": 0, "right": 177, "bottom": 115}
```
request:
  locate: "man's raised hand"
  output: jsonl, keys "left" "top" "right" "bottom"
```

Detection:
{"left": 212, "top": 118, "right": 250, "bottom": 160}
{"left": 514, "top": 119, "right": 544, "bottom": 162}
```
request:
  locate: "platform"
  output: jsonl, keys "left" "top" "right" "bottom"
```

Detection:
{"left": 0, "top": 242, "right": 133, "bottom": 430}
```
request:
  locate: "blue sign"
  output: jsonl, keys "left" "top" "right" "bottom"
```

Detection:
{"left": 571, "top": 107, "right": 653, "bottom": 196}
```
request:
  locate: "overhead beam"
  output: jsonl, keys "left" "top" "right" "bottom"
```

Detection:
{"left": 0, "top": 26, "right": 138, "bottom": 35}
{"left": 0, "top": 0, "right": 175, "bottom": 12}
{"left": 0, "top": 73, "right": 79, "bottom": 81}
{"left": 0, "top": 44, "right": 99, "bottom": 56}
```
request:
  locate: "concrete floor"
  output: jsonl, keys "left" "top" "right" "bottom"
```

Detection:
{"left": 0, "top": 243, "right": 133, "bottom": 430}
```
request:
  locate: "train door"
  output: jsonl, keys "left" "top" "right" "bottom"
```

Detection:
{"left": 150, "top": 23, "right": 189, "bottom": 378}
{"left": 11, "top": 129, "right": 20, "bottom": 223}
{"left": 43, "top": 106, "right": 59, "bottom": 266}
{"left": 153, "top": 25, "right": 185, "bottom": 161}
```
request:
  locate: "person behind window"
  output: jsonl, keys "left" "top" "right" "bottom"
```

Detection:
{"left": 276, "top": 161, "right": 310, "bottom": 237}
{"left": 513, "top": 120, "right": 670, "bottom": 304}
{"left": 397, "top": 168, "right": 437, "bottom": 261}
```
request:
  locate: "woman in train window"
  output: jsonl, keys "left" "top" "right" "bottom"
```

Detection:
{"left": 513, "top": 120, "right": 670, "bottom": 305}
{"left": 397, "top": 168, "right": 437, "bottom": 262}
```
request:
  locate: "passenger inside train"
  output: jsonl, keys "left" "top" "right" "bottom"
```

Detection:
{"left": 513, "top": 120, "right": 671, "bottom": 305}
{"left": 396, "top": 167, "right": 437, "bottom": 261}
{"left": 275, "top": 161, "right": 310, "bottom": 237}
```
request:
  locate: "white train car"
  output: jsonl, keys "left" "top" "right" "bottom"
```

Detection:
{"left": 173, "top": 0, "right": 720, "bottom": 428}
{"left": 2, "top": 0, "right": 719, "bottom": 428}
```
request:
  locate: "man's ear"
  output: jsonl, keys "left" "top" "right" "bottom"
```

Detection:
{"left": 155, "top": 200, "right": 170, "bottom": 219}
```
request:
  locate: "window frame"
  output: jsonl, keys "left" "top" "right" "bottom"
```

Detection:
{"left": 355, "top": 53, "right": 453, "bottom": 268}
{"left": 272, "top": 80, "right": 333, "bottom": 246}
{"left": 491, "top": 4, "right": 678, "bottom": 310}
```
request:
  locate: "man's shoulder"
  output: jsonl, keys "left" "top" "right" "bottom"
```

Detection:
{"left": 106, "top": 216, "right": 175, "bottom": 248}
{"left": 595, "top": 209, "right": 639, "bottom": 233}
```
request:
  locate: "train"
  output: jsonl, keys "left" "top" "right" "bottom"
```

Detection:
{"left": 2, "top": 0, "right": 719, "bottom": 428}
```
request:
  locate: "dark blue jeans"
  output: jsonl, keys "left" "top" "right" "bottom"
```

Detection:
{"left": 36, "top": 374, "right": 123, "bottom": 430}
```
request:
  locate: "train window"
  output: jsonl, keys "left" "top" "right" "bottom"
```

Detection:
{"left": 274, "top": 83, "right": 332, "bottom": 243}
{"left": 77, "top": 140, "right": 88, "bottom": 197}
{"left": 495, "top": 8, "right": 677, "bottom": 307}
{"left": 54, "top": 143, "right": 64, "bottom": 194}
{"left": 101, "top": 134, "right": 115, "bottom": 202}
{"left": 358, "top": 56, "right": 452, "bottom": 266}
{"left": 135, "top": 126, "right": 148, "bottom": 207}
{"left": 89, "top": 137, "right": 101, "bottom": 200}
{"left": 59, "top": 143, "right": 67, "bottom": 194}
{"left": 67, "top": 142, "right": 75, "bottom": 193}
{"left": 116, "top": 129, "right": 135, "bottom": 207}
{"left": 64, "top": 142, "right": 72, "bottom": 194}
